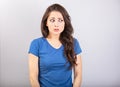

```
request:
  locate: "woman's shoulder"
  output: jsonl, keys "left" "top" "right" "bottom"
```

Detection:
{"left": 73, "top": 37, "right": 79, "bottom": 43}
{"left": 73, "top": 37, "right": 82, "bottom": 54}
{"left": 30, "top": 37, "right": 46, "bottom": 44}
{"left": 31, "top": 37, "right": 44, "bottom": 42}
{"left": 73, "top": 37, "right": 81, "bottom": 47}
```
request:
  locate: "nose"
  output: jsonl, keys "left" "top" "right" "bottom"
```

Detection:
{"left": 54, "top": 21, "right": 59, "bottom": 27}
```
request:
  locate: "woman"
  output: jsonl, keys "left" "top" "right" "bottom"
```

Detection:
{"left": 28, "top": 3, "right": 82, "bottom": 87}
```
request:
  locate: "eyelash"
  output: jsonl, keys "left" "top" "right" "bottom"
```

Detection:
{"left": 50, "top": 19, "right": 63, "bottom": 23}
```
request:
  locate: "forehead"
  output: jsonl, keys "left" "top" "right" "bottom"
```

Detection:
{"left": 48, "top": 11, "right": 64, "bottom": 19}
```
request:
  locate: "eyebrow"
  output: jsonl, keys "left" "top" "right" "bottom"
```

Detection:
{"left": 58, "top": 18, "right": 64, "bottom": 20}
{"left": 50, "top": 17, "right": 55, "bottom": 19}
{"left": 50, "top": 17, "right": 63, "bottom": 20}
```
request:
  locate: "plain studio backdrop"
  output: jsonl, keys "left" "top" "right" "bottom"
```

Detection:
{"left": 0, "top": 0, "right": 120, "bottom": 87}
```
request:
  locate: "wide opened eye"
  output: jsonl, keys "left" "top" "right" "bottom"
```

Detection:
{"left": 58, "top": 19, "right": 63, "bottom": 23}
{"left": 50, "top": 19, "right": 55, "bottom": 22}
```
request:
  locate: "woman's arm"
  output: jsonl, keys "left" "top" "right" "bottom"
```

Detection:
{"left": 29, "top": 54, "right": 40, "bottom": 87}
{"left": 73, "top": 54, "right": 82, "bottom": 87}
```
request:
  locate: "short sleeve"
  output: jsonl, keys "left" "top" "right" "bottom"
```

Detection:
{"left": 74, "top": 38, "right": 82, "bottom": 55}
{"left": 28, "top": 39, "right": 39, "bottom": 57}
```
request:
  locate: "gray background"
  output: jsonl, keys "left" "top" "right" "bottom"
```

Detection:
{"left": 0, "top": 0, "right": 120, "bottom": 87}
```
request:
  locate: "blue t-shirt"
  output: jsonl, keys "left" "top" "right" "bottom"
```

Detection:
{"left": 28, "top": 37, "right": 82, "bottom": 87}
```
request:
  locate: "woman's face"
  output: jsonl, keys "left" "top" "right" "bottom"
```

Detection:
{"left": 46, "top": 11, "right": 65, "bottom": 36}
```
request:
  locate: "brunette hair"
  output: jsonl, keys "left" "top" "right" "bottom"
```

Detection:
{"left": 41, "top": 3, "right": 76, "bottom": 68}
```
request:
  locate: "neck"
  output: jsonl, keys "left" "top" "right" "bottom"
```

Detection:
{"left": 47, "top": 34, "right": 60, "bottom": 40}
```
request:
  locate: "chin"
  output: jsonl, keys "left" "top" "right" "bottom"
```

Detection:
{"left": 53, "top": 32, "right": 61, "bottom": 35}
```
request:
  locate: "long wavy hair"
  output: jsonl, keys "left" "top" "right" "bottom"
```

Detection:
{"left": 41, "top": 3, "right": 77, "bottom": 68}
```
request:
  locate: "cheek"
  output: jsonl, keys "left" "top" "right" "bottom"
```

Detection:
{"left": 61, "top": 23, "right": 65, "bottom": 29}
{"left": 60, "top": 25, "right": 65, "bottom": 32}
{"left": 46, "top": 23, "right": 52, "bottom": 29}
{"left": 61, "top": 26, "right": 65, "bottom": 30}
{"left": 47, "top": 26, "right": 53, "bottom": 31}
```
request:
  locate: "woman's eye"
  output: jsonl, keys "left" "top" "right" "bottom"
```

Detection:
{"left": 50, "top": 19, "right": 55, "bottom": 22}
{"left": 58, "top": 19, "right": 63, "bottom": 22}
{"left": 49, "top": 19, "right": 64, "bottom": 23}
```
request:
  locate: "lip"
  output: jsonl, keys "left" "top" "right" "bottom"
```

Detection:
{"left": 54, "top": 28, "right": 59, "bottom": 32}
